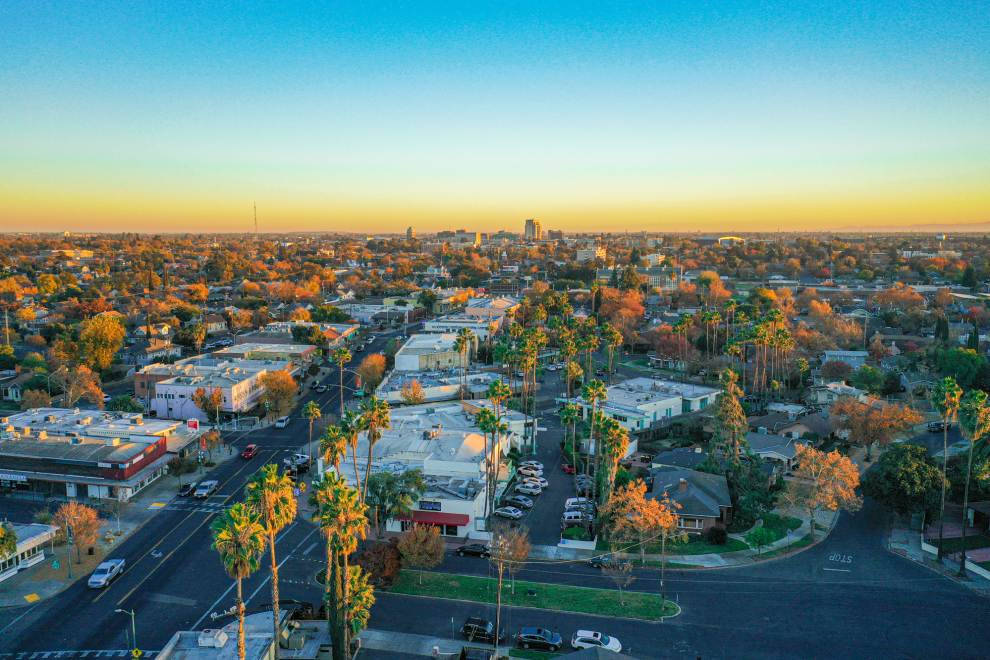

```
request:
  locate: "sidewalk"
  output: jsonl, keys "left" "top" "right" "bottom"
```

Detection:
{"left": 0, "top": 446, "right": 242, "bottom": 608}
{"left": 359, "top": 628, "right": 501, "bottom": 658}
{"left": 888, "top": 523, "right": 990, "bottom": 596}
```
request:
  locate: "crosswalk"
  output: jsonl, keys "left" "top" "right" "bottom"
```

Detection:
{"left": 163, "top": 501, "right": 226, "bottom": 514}
{"left": 0, "top": 651, "right": 158, "bottom": 659}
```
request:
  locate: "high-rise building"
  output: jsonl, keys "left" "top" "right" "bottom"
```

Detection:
{"left": 524, "top": 218, "right": 542, "bottom": 240}
{"left": 406, "top": 226, "right": 415, "bottom": 239}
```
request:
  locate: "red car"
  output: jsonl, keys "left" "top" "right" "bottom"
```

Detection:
{"left": 241, "top": 444, "right": 259, "bottom": 459}
{"left": 561, "top": 463, "right": 576, "bottom": 474}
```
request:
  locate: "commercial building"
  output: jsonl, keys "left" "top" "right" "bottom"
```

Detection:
{"left": 462, "top": 296, "right": 520, "bottom": 322}
{"left": 330, "top": 400, "right": 521, "bottom": 538}
{"left": 0, "top": 523, "right": 57, "bottom": 584}
{"left": 158, "top": 611, "right": 330, "bottom": 660}
{"left": 393, "top": 334, "right": 461, "bottom": 372}
{"left": 213, "top": 342, "right": 316, "bottom": 365}
{"left": 135, "top": 357, "right": 293, "bottom": 410}
{"left": 376, "top": 369, "right": 520, "bottom": 406}
{"left": 150, "top": 368, "right": 268, "bottom": 422}
{"left": 576, "top": 246, "right": 606, "bottom": 262}
{"left": 423, "top": 313, "right": 501, "bottom": 342}
{"left": 524, "top": 218, "right": 542, "bottom": 241}
{"left": 0, "top": 409, "right": 198, "bottom": 501}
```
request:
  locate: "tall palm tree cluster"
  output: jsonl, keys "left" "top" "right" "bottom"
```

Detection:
{"left": 474, "top": 379, "right": 512, "bottom": 518}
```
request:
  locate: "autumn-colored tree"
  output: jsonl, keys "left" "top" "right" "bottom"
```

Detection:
{"left": 784, "top": 445, "right": 862, "bottom": 540}
{"left": 77, "top": 315, "right": 126, "bottom": 371}
{"left": 52, "top": 365, "right": 104, "bottom": 408}
{"left": 260, "top": 369, "right": 298, "bottom": 417}
{"left": 831, "top": 397, "right": 922, "bottom": 460}
{"left": 0, "top": 522, "right": 16, "bottom": 559}
{"left": 399, "top": 379, "right": 425, "bottom": 405}
{"left": 53, "top": 501, "right": 102, "bottom": 563}
{"left": 873, "top": 282, "right": 924, "bottom": 311}
{"left": 396, "top": 524, "right": 446, "bottom": 584}
{"left": 20, "top": 388, "right": 52, "bottom": 410}
{"left": 356, "top": 353, "right": 386, "bottom": 392}
{"left": 192, "top": 387, "right": 224, "bottom": 423}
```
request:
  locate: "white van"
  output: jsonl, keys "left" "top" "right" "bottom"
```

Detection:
{"left": 561, "top": 511, "right": 591, "bottom": 525}
{"left": 274, "top": 416, "right": 290, "bottom": 428}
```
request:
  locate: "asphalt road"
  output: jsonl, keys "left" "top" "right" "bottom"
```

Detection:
{"left": 4, "top": 346, "right": 990, "bottom": 658}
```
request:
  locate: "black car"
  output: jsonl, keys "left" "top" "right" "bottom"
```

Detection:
{"left": 587, "top": 553, "right": 615, "bottom": 569}
{"left": 177, "top": 483, "right": 196, "bottom": 497}
{"left": 460, "top": 617, "right": 504, "bottom": 644}
{"left": 456, "top": 543, "right": 490, "bottom": 558}
{"left": 516, "top": 627, "right": 562, "bottom": 652}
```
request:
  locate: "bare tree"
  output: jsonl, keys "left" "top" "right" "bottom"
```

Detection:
{"left": 488, "top": 524, "right": 531, "bottom": 652}
{"left": 602, "top": 558, "right": 635, "bottom": 605}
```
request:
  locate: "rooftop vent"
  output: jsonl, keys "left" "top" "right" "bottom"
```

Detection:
{"left": 197, "top": 629, "right": 229, "bottom": 649}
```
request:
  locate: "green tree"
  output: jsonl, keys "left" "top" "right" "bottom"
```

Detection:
{"left": 957, "top": 389, "right": 990, "bottom": 575}
{"left": 862, "top": 444, "right": 945, "bottom": 517}
{"left": 711, "top": 369, "right": 749, "bottom": 464}
{"left": 936, "top": 348, "right": 986, "bottom": 388}
{"left": 211, "top": 503, "right": 266, "bottom": 660}
{"left": 304, "top": 400, "right": 322, "bottom": 467}
{"left": 310, "top": 473, "right": 369, "bottom": 660}
{"left": 106, "top": 395, "right": 144, "bottom": 412}
{"left": 331, "top": 347, "right": 352, "bottom": 417}
{"left": 0, "top": 522, "right": 17, "bottom": 559}
{"left": 365, "top": 469, "right": 426, "bottom": 538}
{"left": 931, "top": 376, "right": 963, "bottom": 561}
{"left": 851, "top": 365, "right": 884, "bottom": 394}
{"left": 746, "top": 526, "right": 776, "bottom": 556}
{"left": 581, "top": 379, "right": 608, "bottom": 477}
{"left": 244, "top": 464, "right": 298, "bottom": 656}
{"left": 961, "top": 264, "right": 978, "bottom": 290}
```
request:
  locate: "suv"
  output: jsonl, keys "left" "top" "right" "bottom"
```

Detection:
{"left": 274, "top": 416, "right": 290, "bottom": 429}
{"left": 194, "top": 480, "right": 219, "bottom": 498}
{"left": 516, "top": 628, "right": 562, "bottom": 652}
{"left": 460, "top": 617, "right": 504, "bottom": 644}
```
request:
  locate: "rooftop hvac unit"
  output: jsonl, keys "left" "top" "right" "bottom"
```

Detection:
{"left": 197, "top": 629, "right": 229, "bottom": 648}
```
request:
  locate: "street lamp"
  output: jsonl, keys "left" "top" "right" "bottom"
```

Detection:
{"left": 115, "top": 608, "right": 137, "bottom": 651}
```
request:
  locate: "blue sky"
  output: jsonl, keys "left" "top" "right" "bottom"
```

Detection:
{"left": 1, "top": 1, "right": 987, "bottom": 232}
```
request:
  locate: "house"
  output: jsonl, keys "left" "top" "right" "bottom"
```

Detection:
{"left": 822, "top": 350, "right": 868, "bottom": 370}
{"left": 203, "top": 314, "right": 228, "bottom": 335}
{"left": 0, "top": 371, "right": 32, "bottom": 403}
{"left": 0, "top": 523, "right": 57, "bottom": 584}
{"left": 746, "top": 431, "right": 798, "bottom": 471}
{"left": 649, "top": 466, "right": 732, "bottom": 533}
{"left": 806, "top": 382, "right": 867, "bottom": 405}
{"left": 650, "top": 446, "right": 709, "bottom": 470}
{"left": 749, "top": 411, "right": 833, "bottom": 441}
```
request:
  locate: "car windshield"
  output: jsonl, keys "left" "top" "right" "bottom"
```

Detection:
{"left": 94, "top": 566, "right": 109, "bottom": 574}
{"left": 599, "top": 634, "right": 611, "bottom": 644}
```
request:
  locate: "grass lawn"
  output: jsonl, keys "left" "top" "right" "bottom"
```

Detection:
{"left": 389, "top": 571, "right": 679, "bottom": 621}
{"left": 760, "top": 513, "right": 803, "bottom": 543}
{"left": 598, "top": 536, "right": 748, "bottom": 556}
{"left": 934, "top": 535, "right": 990, "bottom": 554}
{"left": 758, "top": 533, "right": 814, "bottom": 560}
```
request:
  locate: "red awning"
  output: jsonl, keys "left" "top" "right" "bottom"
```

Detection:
{"left": 398, "top": 511, "right": 470, "bottom": 526}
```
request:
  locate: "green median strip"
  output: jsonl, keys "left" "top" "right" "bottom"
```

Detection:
{"left": 388, "top": 571, "right": 679, "bottom": 621}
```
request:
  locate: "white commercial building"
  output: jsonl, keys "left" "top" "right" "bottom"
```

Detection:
{"left": 0, "top": 523, "right": 57, "bottom": 584}
{"left": 152, "top": 368, "right": 266, "bottom": 421}
{"left": 576, "top": 246, "right": 606, "bottom": 262}
{"left": 423, "top": 313, "right": 501, "bottom": 342}
{"left": 393, "top": 334, "right": 460, "bottom": 372}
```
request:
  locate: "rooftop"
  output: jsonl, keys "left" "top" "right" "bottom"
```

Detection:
{"left": 395, "top": 333, "right": 458, "bottom": 358}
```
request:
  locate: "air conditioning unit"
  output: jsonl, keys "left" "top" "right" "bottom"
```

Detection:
{"left": 197, "top": 629, "right": 229, "bottom": 648}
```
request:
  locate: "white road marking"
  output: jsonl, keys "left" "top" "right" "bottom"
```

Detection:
{"left": 823, "top": 567, "right": 851, "bottom": 572}
{"left": 303, "top": 542, "right": 318, "bottom": 556}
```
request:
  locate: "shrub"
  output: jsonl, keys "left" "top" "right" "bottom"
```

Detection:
{"left": 705, "top": 526, "right": 728, "bottom": 545}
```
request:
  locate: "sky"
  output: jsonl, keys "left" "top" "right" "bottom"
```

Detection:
{"left": 0, "top": 1, "right": 988, "bottom": 234}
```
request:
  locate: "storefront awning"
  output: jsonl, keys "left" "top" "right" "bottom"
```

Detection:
{"left": 398, "top": 511, "right": 470, "bottom": 526}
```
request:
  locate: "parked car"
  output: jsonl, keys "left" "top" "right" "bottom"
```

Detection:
{"left": 194, "top": 480, "right": 219, "bottom": 498}
{"left": 316, "top": 384, "right": 328, "bottom": 393}
{"left": 241, "top": 444, "right": 259, "bottom": 459}
{"left": 561, "top": 511, "right": 593, "bottom": 526}
{"left": 88, "top": 558, "right": 125, "bottom": 588}
{"left": 586, "top": 553, "right": 615, "bottom": 569}
{"left": 274, "top": 416, "right": 290, "bottom": 428}
{"left": 518, "top": 466, "right": 544, "bottom": 478}
{"left": 309, "top": 381, "right": 319, "bottom": 389}
{"left": 503, "top": 495, "right": 533, "bottom": 509}
{"left": 519, "top": 460, "right": 544, "bottom": 470}
{"left": 561, "top": 463, "right": 576, "bottom": 474}
{"left": 494, "top": 506, "right": 524, "bottom": 520}
{"left": 523, "top": 476, "right": 549, "bottom": 489}
{"left": 178, "top": 483, "right": 196, "bottom": 497}
{"left": 460, "top": 617, "right": 504, "bottom": 644}
{"left": 928, "top": 421, "right": 946, "bottom": 433}
{"left": 571, "top": 630, "right": 622, "bottom": 652}
{"left": 516, "top": 628, "right": 562, "bottom": 652}
{"left": 284, "top": 453, "right": 309, "bottom": 468}
{"left": 356, "top": 345, "right": 365, "bottom": 352}
{"left": 456, "top": 543, "right": 491, "bottom": 558}
{"left": 515, "top": 483, "right": 542, "bottom": 496}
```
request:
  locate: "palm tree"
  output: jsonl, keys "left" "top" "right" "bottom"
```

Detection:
{"left": 601, "top": 323, "right": 623, "bottom": 383}
{"left": 582, "top": 379, "right": 608, "bottom": 477}
{"left": 475, "top": 408, "right": 498, "bottom": 519}
{"left": 456, "top": 329, "right": 476, "bottom": 398}
{"left": 453, "top": 335, "right": 467, "bottom": 399}
{"left": 358, "top": 397, "right": 391, "bottom": 502}
{"left": 309, "top": 473, "right": 368, "bottom": 660}
{"left": 331, "top": 347, "right": 352, "bottom": 417}
{"left": 303, "top": 401, "right": 322, "bottom": 467}
{"left": 211, "top": 503, "right": 266, "bottom": 660}
{"left": 319, "top": 424, "right": 348, "bottom": 474}
{"left": 957, "top": 390, "right": 990, "bottom": 575}
{"left": 245, "top": 464, "right": 297, "bottom": 654}
{"left": 340, "top": 411, "right": 364, "bottom": 496}
{"left": 559, "top": 403, "right": 580, "bottom": 470}
{"left": 486, "top": 378, "right": 511, "bottom": 423}
{"left": 565, "top": 360, "right": 583, "bottom": 399}
{"left": 931, "top": 376, "right": 963, "bottom": 562}
{"left": 599, "top": 418, "right": 630, "bottom": 505}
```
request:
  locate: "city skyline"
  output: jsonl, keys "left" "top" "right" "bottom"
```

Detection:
{"left": 1, "top": 1, "right": 988, "bottom": 233}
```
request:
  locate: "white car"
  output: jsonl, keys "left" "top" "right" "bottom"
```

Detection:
{"left": 515, "top": 483, "right": 542, "bottom": 496}
{"left": 284, "top": 453, "right": 309, "bottom": 468}
{"left": 523, "top": 476, "right": 549, "bottom": 489}
{"left": 518, "top": 466, "right": 544, "bottom": 478}
{"left": 194, "top": 480, "right": 219, "bottom": 498}
{"left": 88, "top": 558, "right": 125, "bottom": 588}
{"left": 565, "top": 497, "right": 594, "bottom": 508}
{"left": 493, "top": 506, "right": 524, "bottom": 520}
{"left": 571, "top": 630, "right": 622, "bottom": 652}
{"left": 274, "top": 416, "right": 290, "bottom": 428}
{"left": 519, "top": 461, "right": 544, "bottom": 470}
